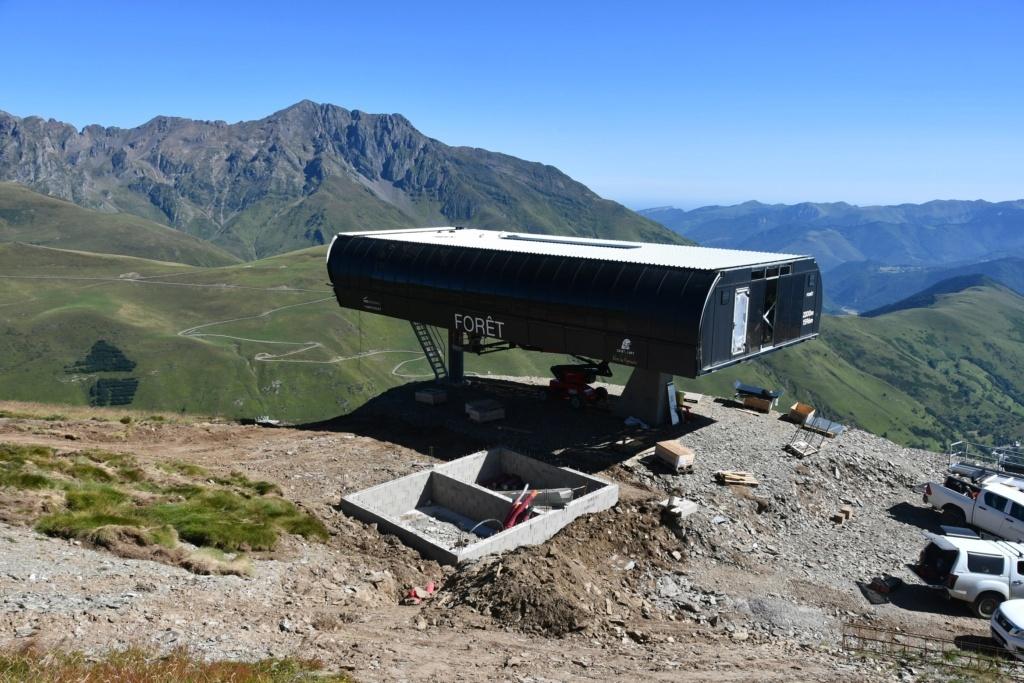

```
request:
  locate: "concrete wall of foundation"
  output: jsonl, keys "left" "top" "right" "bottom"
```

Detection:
{"left": 339, "top": 447, "right": 619, "bottom": 565}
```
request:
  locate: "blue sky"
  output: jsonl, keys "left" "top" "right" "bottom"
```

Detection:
{"left": 1, "top": 0, "right": 1021, "bottom": 208}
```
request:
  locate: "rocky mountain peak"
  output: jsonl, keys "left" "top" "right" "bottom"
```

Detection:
{"left": 0, "top": 103, "right": 680, "bottom": 259}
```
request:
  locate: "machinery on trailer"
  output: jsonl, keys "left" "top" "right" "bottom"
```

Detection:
{"left": 544, "top": 357, "right": 611, "bottom": 409}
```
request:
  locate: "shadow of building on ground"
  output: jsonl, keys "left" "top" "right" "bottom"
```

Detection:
{"left": 887, "top": 584, "right": 974, "bottom": 618}
{"left": 299, "top": 377, "right": 717, "bottom": 475}
{"left": 888, "top": 502, "right": 944, "bottom": 533}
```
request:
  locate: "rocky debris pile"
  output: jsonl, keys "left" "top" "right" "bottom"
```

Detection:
{"left": 619, "top": 399, "right": 945, "bottom": 589}
{"left": 648, "top": 570, "right": 732, "bottom": 624}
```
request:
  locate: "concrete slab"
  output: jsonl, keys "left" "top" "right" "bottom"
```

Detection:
{"left": 339, "top": 447, "right": 619, "bottom": 564}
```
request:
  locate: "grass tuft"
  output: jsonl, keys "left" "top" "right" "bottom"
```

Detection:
{"left": 66, "top": 462, "right": 114, "bottom": 482}
{"left": 212, "top": 471, "right": 282, "bottom": 496}
{"left": 0, "top": 470, "right": 55, "bottom": 490}
{"left": 158, "top": 460, "right": 208, "bottom": 477}
{"left": 64, "top": 485, "right": 128, "bottom": 511}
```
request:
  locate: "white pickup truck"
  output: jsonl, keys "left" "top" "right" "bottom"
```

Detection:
{"left": 918, "top": 533, "right": 1024, "bottom": 617}
{"left": 923, "top": 477, "right": 1024, "bottom": 541}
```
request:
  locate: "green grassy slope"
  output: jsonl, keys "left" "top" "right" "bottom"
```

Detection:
{"left": 681, "top": 282, "right": 1024, "bottom": 449}
{"left": 0, "top": 183, "right": 240, "bottom": 267}
{"left": 2, "top": 241, "right": 1022, "bottom": 449}
{"left": 0, "top": 243, "right": 558, "bottom": 423}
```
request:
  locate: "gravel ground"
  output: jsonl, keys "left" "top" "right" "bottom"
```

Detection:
{"left": 0, "top": 385, "right": 1003, "bottom": 681}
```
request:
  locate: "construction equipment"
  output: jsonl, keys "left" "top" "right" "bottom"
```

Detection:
{"left": 544, "top": 356, "right": 611, "bottom": 409}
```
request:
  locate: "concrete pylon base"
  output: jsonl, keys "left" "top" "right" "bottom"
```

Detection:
{"left": 615, "top": 368, "right": 674, "bottom": 426}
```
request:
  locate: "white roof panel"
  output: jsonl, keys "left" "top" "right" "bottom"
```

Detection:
{"left": 340, "top": 227, "right": 808, "bottom": 271}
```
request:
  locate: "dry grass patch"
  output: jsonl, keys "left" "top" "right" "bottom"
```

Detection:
{"left": 0, "top": 442, "right": 327, "bottom": 575}
{"left": 0, "top": 399, "right": 195, "bottom": 425}
{"left": 0, "top": 644, "right": 354, "bottom": 682}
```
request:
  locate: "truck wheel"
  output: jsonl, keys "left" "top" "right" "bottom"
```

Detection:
{"left": 942, "top": 505, "right": 967, "bottom": 526}
{"left": 973, "top": 592, "right": 1004, "bottom": 619}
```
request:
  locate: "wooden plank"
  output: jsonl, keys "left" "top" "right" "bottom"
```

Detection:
{"left": 714, "top": 470, "right": 759, "bottom": 486}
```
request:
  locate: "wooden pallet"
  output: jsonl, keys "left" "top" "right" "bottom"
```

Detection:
{"left": 714, "top": 470, "right": 760, "bottom": 486}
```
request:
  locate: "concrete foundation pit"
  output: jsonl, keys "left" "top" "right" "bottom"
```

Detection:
{"left": 338, "top": 447, "right": 619, "bottom": 564}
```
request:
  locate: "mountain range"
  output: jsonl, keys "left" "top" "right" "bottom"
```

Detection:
{"left": 2, "top": 101, "right": 1023, "bottom": 449}
{"left": 0, "top": 101, "right": 681, "bottom": 259}
{"left": 640, "top": 200, "right": 1024, "bottom": 270}
{"left": 641, "top": 200, "right": 1024, "bottom": 312}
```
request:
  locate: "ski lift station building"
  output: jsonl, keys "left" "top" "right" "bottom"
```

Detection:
{"left": 326, "top": 227, "right": 822, "bottom": 379}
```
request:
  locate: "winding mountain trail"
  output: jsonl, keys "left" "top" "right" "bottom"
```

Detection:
{"left": 175, "top": 295, "right": 429, "bottom": 371}
{"left": 0, "top": 269, "right": 433, "bottom": 373}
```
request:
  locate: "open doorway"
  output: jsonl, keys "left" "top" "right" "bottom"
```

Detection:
{"left": 731, "top": 287, "right": 749, "bottom": 356}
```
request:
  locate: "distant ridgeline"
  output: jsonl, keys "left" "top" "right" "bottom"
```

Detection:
{"left": 65, "top": 340, "right": 139, "bottom": 407}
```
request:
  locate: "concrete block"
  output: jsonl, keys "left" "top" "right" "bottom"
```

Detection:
{"left": 466, "top": 399, "right": 505, "bottom": 423}
{"left": 660, "top": 496, "right": 698, "bottom": 519}
{"left": 415, "top": 388, "right": 448, "bottom": 405}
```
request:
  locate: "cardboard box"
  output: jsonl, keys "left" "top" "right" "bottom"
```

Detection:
{"left": 788, "top": 402, "right": 815, "bottom": 423}
{"left": 655, "top": 440, "right": 695, "bottom": 471}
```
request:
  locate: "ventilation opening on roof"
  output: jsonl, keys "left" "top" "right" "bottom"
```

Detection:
{"left": 499, "top": 234, "right": 640, "bottom": 250}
